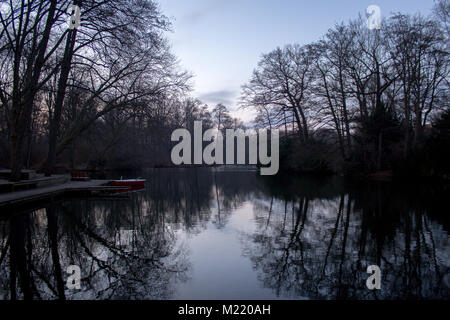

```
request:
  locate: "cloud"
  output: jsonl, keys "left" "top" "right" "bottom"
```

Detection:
{"left": 179, "top": 0, "right": 230, "bottom": 26}
{"left": 197, "top": 90, "right": 237, "bottom": 107}
{"left": 181, "top": 10, "right": 205, "bottom": 25}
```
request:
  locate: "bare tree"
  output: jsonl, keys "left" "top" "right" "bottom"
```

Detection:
{"left": 241, "top": 44, "right": 314, "bottom": 141}
{"left": 0, "top": 0, "right": 70, "bottom": 180}
{"left": 385, "top": 14, "right": 449, "bottom": 152}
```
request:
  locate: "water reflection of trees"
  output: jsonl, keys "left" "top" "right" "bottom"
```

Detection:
{"left": 0, "top": 168, "right": 264, "bottom": 300}
{"left": 243, "top": 178, "right": 449, "bottom": 299}
{"left": 0, "top": 170, "right": 448, "bottom": 299}
{"left": 143, "top": 168, "right": 263, "bottom": 231}
{"left": 143, "top": 168, "right": 214, "bottom": 232}
{"left": 0, "top": 196, "right": 189, "bottom": 299}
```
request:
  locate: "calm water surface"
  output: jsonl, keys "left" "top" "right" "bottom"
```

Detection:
{"left": 0, "top": 168, "right": 449, "bottom": 299}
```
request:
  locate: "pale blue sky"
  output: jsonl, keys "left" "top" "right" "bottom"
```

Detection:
{"left": 159, "top": 0, "right": 436, "bottom": 122}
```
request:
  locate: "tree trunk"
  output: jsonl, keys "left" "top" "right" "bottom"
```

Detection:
{"left": 46, "top": 3, "right": 80, "bottom": 176}
{"left": 9, "top": 0, "right": 58, "bottom": 181}
{"left": 47, "top": 205, "right": 66, "bottom": 300}
{"left": 377, "top": 131, "right": 383, "bottom": 171}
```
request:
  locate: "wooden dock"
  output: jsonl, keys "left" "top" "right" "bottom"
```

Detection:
{"left": 0, "top": 180, "right": 129, "bottom": 211}
{"left": 0, "top": 174, "right": 70, "bottom": 192}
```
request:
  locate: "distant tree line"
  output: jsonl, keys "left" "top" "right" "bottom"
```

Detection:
{"left": 241, "top": 1, "right": 450, "bottom": 179}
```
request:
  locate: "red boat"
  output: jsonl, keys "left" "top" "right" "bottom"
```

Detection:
{"left": 109, "top": 178, "right": 146, "bottom": 192}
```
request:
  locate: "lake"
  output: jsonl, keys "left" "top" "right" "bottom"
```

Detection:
{"left": 0, "top": 168, "right": 449, "bottom": 299}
